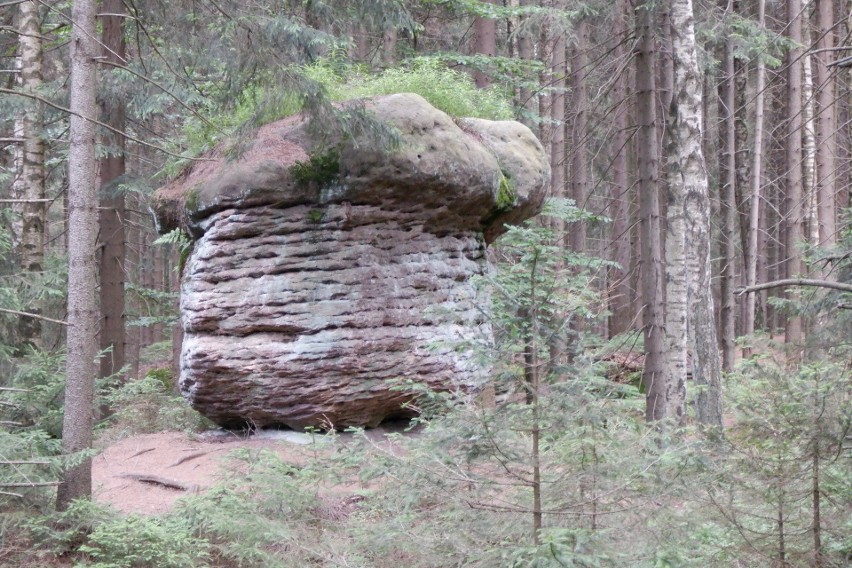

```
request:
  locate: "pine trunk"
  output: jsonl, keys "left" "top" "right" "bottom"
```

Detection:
{"left": 814, "top": 0, "right": 837, "bottom": 250}
{"left": 718, "top": 0, "right": 737, "bottom": 373}
{"left": 98, "top": 0, "right": 127, "bottom": 384}
{"left": 517, "top": 0, "right": 535, "bottom": 127}
{"left": 785, "top": 0, "right": 805, "bottom": 348}
{"left": 570, "top": 20, "right": 588, "bottom": 253}
{"left": 472, "top": 1, "right": 496, "bottom": 88}
{"left": 745, "top": 0, "right": 767, "bottom": 343}
{"left": 635, "top": 0, "right": 667, "bottom": 423}
{"left": 609, "top": 0, "right": 633, "bottom": 338}
{"left": 58, "top": 0, "right": 99, "bottom": 510}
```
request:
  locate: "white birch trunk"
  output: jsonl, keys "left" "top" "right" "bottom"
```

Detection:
{"left": 802, "top": 1, "right": 819, "bottom": 246}
{"left": 666, "top": 0, "right": 723, "bottom": 426}
{"left": 11, "top": 1, "right": 46, "bottom": 346}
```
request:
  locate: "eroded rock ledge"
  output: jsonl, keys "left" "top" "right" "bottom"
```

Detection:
{"left": 154, "top": 93, "right": 549, "bottom": 429}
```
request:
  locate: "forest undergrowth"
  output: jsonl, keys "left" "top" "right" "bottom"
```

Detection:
{"left": 1, "top": 202, "right": 849, "bottom": 568}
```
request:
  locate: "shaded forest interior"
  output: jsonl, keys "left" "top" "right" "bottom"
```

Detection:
{"left": 0, "top": 1, "right": 850, "bottom": 567}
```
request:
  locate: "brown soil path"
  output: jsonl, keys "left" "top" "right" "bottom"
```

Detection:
{"left": 93, "top": 430, "right": 328, "bottom": 515}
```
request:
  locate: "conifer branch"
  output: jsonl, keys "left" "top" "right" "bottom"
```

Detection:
{"left": 0, "top": 87, "right": 212, "bottom": 163}
{"left": 100, "top": 60, "right": 220, "bottom": 132}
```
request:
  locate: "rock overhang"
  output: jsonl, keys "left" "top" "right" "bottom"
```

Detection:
{"left": 153, "top": 93, "right": 549, "bottom": 242}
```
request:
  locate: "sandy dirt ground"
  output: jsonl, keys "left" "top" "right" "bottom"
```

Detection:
{"left": 91, "top": 426, "right": 407, "bottom": 516}
{"left": 93, "top": 430, "right": 328, "bottom": 515}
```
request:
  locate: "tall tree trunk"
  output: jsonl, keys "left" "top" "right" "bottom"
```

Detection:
{"left": 814, "top": 0, "right": 837, "bottom": 251}
{"left": 733, "top": 0, "right": 750, "bottom": 335}
{"left": 472, "top": 0, "right": 496, "bottom": 88}
{"left": 125, "top": 196, "right": 141, "bottom": 379}
{"left": 570, "top": 19, "right": 588, "bottom": 252}
{"left": 667, "top": 0, "right": 724, "bottom": 426}
{"left": 785, "top": 0, "right": 805, "bottom": 347}
{"left": 803, "top": 0, "right": 818, "bottom": 250}
{"left": 11, "top": 0, "right": 45, "bottom": 347}
{"left": 58, "top": 0, "right": 99, "bottom": 510}
{"left": 635, "top": 0, "right": 667, "bottom": 423}
{"left": 718, "top": 0, "right": 737, "bottom": 373}
{"left": 517, "top": 0, "right": 535, "bottom": 126}
{"left": 98, "top": 0, "right": 127, "bottom": 385}
{"left": 382, "top": 27, "right": 396, "bottom": 66}
{"left": 609, "top": 0, "right": 633, "bottom": 337}
{"left": 745, "top": 0, "right": 767, "bottom": 345}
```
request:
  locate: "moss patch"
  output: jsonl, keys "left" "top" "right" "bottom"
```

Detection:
{"left": 185, "top": 187, "right": 200, "bottom": 213}
{"left": 496, "top": 169, "right": 516, "bottom": 210}
{"left": 290, "top": 149, "right": 341, "bottom": 187}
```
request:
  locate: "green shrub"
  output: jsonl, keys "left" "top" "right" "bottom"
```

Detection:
{"left": 76, "top": 515, "right": 209, "bottom": 568}
{"left": 99, "top": 373, "right": 212, "bottom": 440}
{"left": 337, "top": 57, "right": 514, "bottom": 120}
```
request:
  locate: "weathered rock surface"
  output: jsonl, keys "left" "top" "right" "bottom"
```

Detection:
{"left": 154, "top": 93, "right": 549, "bottom": 429}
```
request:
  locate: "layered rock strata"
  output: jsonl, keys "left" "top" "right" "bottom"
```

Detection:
{"left": 154, "top": 93, "right": 549, "bottom": 429}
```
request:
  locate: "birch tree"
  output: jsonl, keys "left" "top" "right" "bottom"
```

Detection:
{"left": 11, "top": 0, "right": 45, "bottom": 347}
{"left": 666, "top": 0, "right": 723, "bottom": 426}
{"left": 57, "top": 0, "right": 99, "bottom": 509}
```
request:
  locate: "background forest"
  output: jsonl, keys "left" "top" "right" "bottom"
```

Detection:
{"left": 0, "top": 0, "right": 850, "bottom": 566}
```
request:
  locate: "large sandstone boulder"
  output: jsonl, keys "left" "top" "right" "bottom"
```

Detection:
{"left": 154, "top": 93, "right": 549, "bottom": 430}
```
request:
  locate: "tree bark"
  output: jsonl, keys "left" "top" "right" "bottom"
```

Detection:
{"left": 803, "top": 1, "right": 818, "bottom": 250}
{"left": 718, "top": 0, "right": 737, "bottom": 373}
{"left": 635, "top": 0, "right": 667, "bottom": 423}
{"left": 785, "top": 0, "right": 805, "bottom": 347}
{"left": 11, "top": 0, "right": 45, "bottom": 348}
{"left": 58, "top": 0, "right": 99, "bottom": 510}
{"left": 98, "top": 0, "right": 127, "bottom": 385}
{"left": 814, "top": 0, "right": 837, "bottom": 251}
{"left": 667, "top": 0, "right": 723, "bottom": 426}
{"left": 472, "top": 0, "right": 496, "bottom": 88}
{"left": 570, "top": 19, "right": 588, "bottom": 252}
{"left": 516, "top": 0, "right": 535, "bottom": 127}
{"left": 609, "top": 0, "right": 633, "bottom": 337}
{"left": 745, "top": 0, "right": 767, "bottom": 345}
{"left": 382, "top": 27, "right": 396, "bottom": 65}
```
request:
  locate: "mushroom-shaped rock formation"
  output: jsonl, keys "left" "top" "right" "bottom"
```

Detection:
{"left": 153, "top": 93, "right": 549, "bottom": 430}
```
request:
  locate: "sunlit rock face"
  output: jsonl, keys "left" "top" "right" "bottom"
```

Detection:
{"left": 153, "top": 93, "right": 549, "bottom": 430}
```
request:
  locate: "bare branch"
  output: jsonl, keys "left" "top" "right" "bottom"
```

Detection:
{"left": 736, "top": 278, "right": 852, "bottom": 296}
{"left": 0, "top": 481, "right": 61, "bottom": 487}
{"left": 0, "top": 307, "right": 69, "bottom": 326}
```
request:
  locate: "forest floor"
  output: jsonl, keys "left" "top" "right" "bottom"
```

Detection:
{"left": 92, "top": 425, "right": 410, "bottom": 515}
